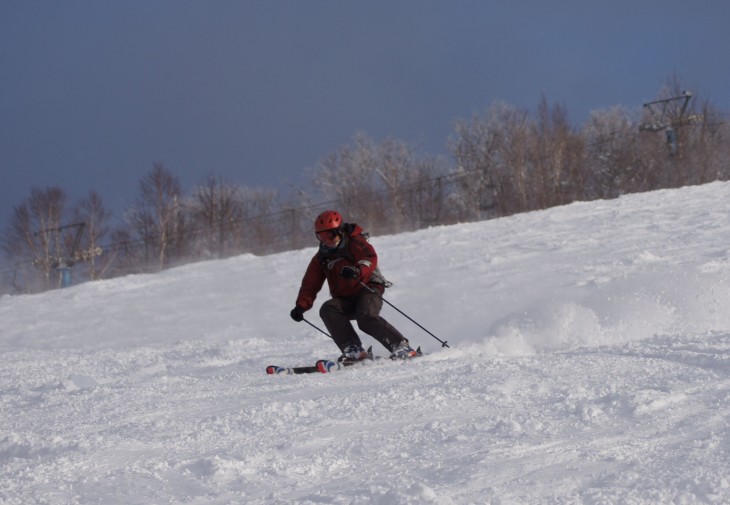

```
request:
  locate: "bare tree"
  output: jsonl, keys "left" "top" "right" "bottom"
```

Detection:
{"left": 191, "top": 176, "right": 243, "bottom": 258}
{"left": 313, "top": 132, "right": 378, "bottom": 223}
{"left": 236, "top": 186, "right": 279, "bottom": 254}
{"left": 190, "top": 178, "right": 283, "bottom": 256}
{"left": 678, "top": 98, "right": 729, "bottom": 185}
{"left": 313, "top": 133, "right": 445, "bottom": 234}
{"left": 129, "top": 162, "right": 183, "bottom": 270}
{"left": 102, "top": 226, "right": 143, "bottom": 277}
{"left": 450, "top": 102, "right": 532, "bottom": 218}
{"left": 72, "top": 191, "right": 111, "bottom": 280}
{"left": 387, "top": 154, "right": 448, "bottom": 231}
{"left": 450, "top": 107, "right": 499, "bottom": 220}
{"left": 358, "top": 137, "right": 439, "bottom": 233}
{"left": 531, "top": 95, "right": 584, "bottom": 208}
{"left": 1, "top": 186, "right": 68, "bottom": 291}
{"left": 581, "top": 106, "right": 640, "bottom": 199}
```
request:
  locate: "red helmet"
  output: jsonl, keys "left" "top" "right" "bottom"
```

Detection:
{"left": 314, "top": 210, "right": 343, "bottom": 233}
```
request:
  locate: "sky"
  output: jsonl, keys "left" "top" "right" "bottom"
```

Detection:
{"left": 2, "top": 0, "right": 729, "bottom": 230}
{"left": 2, "top": 181, "right": 730, "bottom": 502}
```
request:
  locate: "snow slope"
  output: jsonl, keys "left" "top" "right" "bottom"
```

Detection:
{"left": 2, "top": 182, "right": 730, "bottom": 504}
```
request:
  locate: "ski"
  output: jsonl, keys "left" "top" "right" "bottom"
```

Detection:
{"left": 266, "top": 346, "right": 374, "bottom": 375}
{"left": 266, "top": 357, "right": 381, "bottom": 375}
{"left": 266, "top": 346, "right": 422, "bottom": 375}
{"left": 265, "top": 364, "right": 320, "bottom": 375}
{"left": 266, "top": 347, "right": 377, "bottom": 375}
{"left": 316, "top": 346, "right": 422, "bottom": 373}
{"left": 315, "top": 358, "right": 375, "bottom": 373}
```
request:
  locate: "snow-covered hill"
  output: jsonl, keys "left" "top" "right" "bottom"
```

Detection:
{"left": 2, "top": 182, "right": 730, "bottom": 504}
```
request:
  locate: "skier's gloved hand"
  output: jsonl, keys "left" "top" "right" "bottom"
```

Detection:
{"left": 290, "top": 305, "right": 304, "bottom": 322}
{"left": 340, "top": 265, "right": 360, "bottom": 280}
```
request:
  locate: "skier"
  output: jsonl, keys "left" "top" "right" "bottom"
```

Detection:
{"left": 290, "top": 210, "right": 417, "bottom": 362}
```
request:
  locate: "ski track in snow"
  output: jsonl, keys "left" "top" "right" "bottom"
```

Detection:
{"left": 2, "top": 182, "right": 730, "bottom": 504}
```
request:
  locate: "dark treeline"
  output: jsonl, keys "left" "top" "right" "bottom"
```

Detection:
{"left": 3, "top": 80, "right": 729, "bottom": 294}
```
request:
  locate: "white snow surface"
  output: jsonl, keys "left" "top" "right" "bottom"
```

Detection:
{"left": 3, "top": 182, "right": 730, "bottom": 504}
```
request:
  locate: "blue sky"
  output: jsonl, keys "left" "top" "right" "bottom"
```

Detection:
{"left": 2, "top": 0, "right": 729, "bottom": 229}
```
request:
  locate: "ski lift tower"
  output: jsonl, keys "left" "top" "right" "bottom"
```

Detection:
{"left": 32, "top": 222, "right": 103, "bottom": 288}
{"left": 639, "top": 90, "right": 701, "bottom": 156}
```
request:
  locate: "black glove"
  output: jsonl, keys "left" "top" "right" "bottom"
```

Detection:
{"left": 340, "top": 265, "right": 360, "bottom": 280}
{"left": 290, "top": 305, "right": 304, "bottom": 322}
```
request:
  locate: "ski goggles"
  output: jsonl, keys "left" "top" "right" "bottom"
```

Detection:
{"left": 316, "top": 229, "right": 340, "bottom": 241}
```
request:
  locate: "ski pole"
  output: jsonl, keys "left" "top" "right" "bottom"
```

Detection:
{"left": 358, "top": 281, "right": 449, "bottom": 348}
{"left": 303, "top": 317, "right": 333, "bottom": 339}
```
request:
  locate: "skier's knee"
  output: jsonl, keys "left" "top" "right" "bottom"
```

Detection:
{"left": 356, "top": 315, "right": 379, "bottom": 333}
{"left": 320, "top": 301, "right": 334, "bottom": 318}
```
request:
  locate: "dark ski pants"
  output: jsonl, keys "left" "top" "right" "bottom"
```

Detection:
{"left": 319, "top": 289, "right": 406, "bottom": 353}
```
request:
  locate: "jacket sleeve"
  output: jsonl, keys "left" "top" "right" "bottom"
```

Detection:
{"left": 295, "top": 255, "right": 326, "bottom": 311}
{"left": 349, "top": 235, "right": 378, "bottom": 282}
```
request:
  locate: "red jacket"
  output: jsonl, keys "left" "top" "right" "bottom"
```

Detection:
{"left": 296, "top": 223, "right": 380, "bottom": 311}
